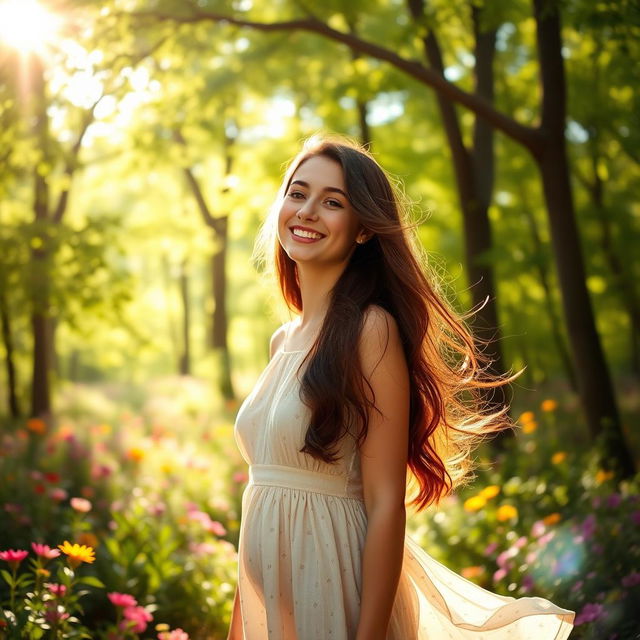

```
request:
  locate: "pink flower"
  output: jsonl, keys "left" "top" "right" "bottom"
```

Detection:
{"left": 49, "top": 487, "right": 68, "bottom": 502}
{"left": 159, "top": 629, "right": 190, "bottom": 640}
{"left": 233, "top": 471, "right": 248, "bottom": 484}
{"left": 631, "top": 511, "right": 640, "bottom": 526}
{"left": 45, "top": 583, "right": 67, "bottom": 597}
{"left": 621, "top": 572, "right": 640, "bottom": 588}
{"left": 581, "top": 514, "right": 597, "bottom": 540}
{"left": 70, "top": 497, "right": 92, "bottom": 513}
{"left": 514, "top": 536, "right": 528, "bottom": 549}
{"left": 31, "top": 543, "right": 61, "bottom": 559}
{"left": 108, "top": 592, "right": 138, "bottom": 608}
{"left": 574, "top": 602, "right": 606, "bottom": 626}
{"left": 483, "top": 542, "right": 498, "bottom": 556}
{"left": 606, "top": 493, "right": 622, "bottom": 508}
{"left": 44, "top": 605, "right": 70, "bottom": 623}
{"left": 121, "top": 606, "right": 153, "bottom": 633}
{"left": 186, "top": 510, "right": 226, "bottom": 536}
{"left": 531, "top": 520, "right": 546, "bottom": 538}
{"left": 493, "top": 568, "right": 508, "bottom": 582}
{"left": 0, "top": 549, "right": 29, "bottom": 569}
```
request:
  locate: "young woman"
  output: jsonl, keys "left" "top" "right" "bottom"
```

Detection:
{"left": 228, "top": 137, "right": 574, "bottom": 639}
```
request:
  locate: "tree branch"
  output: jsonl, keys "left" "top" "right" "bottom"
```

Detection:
{"left": 127, "top": 9, "right": 542, "bottom": 153}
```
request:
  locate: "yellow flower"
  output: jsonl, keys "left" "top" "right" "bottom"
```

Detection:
{"left": 58, "top": 541, "right": 95, "bottom": 568}
{"left": 522, "top": 420, "right": 538, "bottom": 434}
{"left": 480, "top": 485, "right": 500, "bottom": 500}
{"left": 127, "top": 447, "right": 145, "bottom": 462}
{"left": 496, "top": 505, "right": 518, "bottom": 522}
{"left": 542, "top": 512, "right": 561, "bottom": 526}
{"left": 551, "top": 452, "right": 566, "bottom": 464}
{"left": 541, "top": 399, "right": 558, "bottom": 412}
{"left": 518, "top": 411, "right": 535, "bottom": 424}
{"left": 595, "top": 469, "right": 614, "bottom": 485}
{"left": 463, "top": 495, "right": 487, "bottom": 512}
{"left": 461, "top": 566, "right": 484, "bottom": 579}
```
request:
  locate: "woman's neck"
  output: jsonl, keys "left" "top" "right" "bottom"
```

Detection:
{"left": 296, "top": 262, "right": 345, "bottom": 328}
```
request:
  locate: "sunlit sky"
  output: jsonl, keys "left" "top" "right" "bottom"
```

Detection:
{"left": 0, "top": 0, "right": 61, "bottom": 54}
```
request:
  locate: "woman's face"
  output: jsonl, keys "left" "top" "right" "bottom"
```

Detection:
{"left": 277, "top": 155, "right": 363, "bottom": 268}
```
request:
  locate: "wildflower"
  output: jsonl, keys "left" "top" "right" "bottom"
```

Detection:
{"left": 77, "top": 532, "right": 99, "bottom": 549}
{"left": 631, "top": 511, "right": 640, "bottom": 526}
{"left": 580, "top": 514, "right": 597, "bottom": 540}
{"left": 45, "top": 583, "right": 67, "bottom": 597}
{"left": 49, "top": 487, "right": 68, "bottom": 501}
{"left": 26, "top": 417, "right": 47, "bottom": 434}
{"left": 233, "top": 471, "right": 249, "bottom": 484}
{"left": 606, "top": 493, "right": 622, "bottom": 508}
{"left": 479, "top": 485, "right": 500, "bottom": 500}
{"left": 541, "top": 399, "right": 558, "bottom": 412}
{"left": 43, "top": 472, "right": 61, "bottom": 484}
{"left": 31, "top": 543, "right": 61, "bottom": 559}
{"left": 58, "top": 541, "right": 95, "bottom": 568}
{"left": 531, "top": 520, "right": 546, "bottom": 538}
{"left": 463, "top": 495, "right": 486, "bottom": 512}
{"left": 483, "top": 542, "right": 498, "bottom": 556}
{"left": 574, "top": 602, "right": 606, "bottom": 626}
{"left": 36, "top": 568, "right": 50, "bottom": 578}
{"left": 461, "top": 566, "right": 484, "bottom": 579}
{"left": 522, "top": 420, "right": 538, "bottom": 434}
{"left": 518, "top": 411, "right": 535, "bottom": 424}
{"left": 521, "top": 574, "right": 534, "bottom": 592}
{"left": 497, "top": 548, "right": 517, "bottom": 568}
{"left": 542, "top": 512, "right": 561, "bottom": 526}
{"left": 496, "top": 505, "right": 518, "bottom": 522}
{"left": 127, "top": 447, "right": 145, "bottom": 462}
{"left": 595, "top": 469, "right": 614, "bottom": 484}
{"left": 493, "top": 568, "right": 508, "bottom": 582}
{"left": 121, "top": 606, "right": 153, "bottom": 633}
{"left": 81, "top": 486, "right": 95, "bottom": 498}
{"left": 0, "top": 549, "right": 29, "bottom": 570}
{"left": 44, "top": 604, "right": 70, "bottom": 624}
{"left": 70, "top": 497, "right": 92, "bottom": 513}
{"left": 159, "top": 628, "right": 190, "bottom": 640}
{"left": 551, "top": 452, "right": 566, "bottom": 464}
{"left": 622, "top": 572, "right": 640, "bottom": 588}
{"left": 108, "top": 592, "right": 138, "bottom": 608}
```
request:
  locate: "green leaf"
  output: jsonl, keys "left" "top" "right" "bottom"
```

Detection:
{"left": 77, "top": 575, "right": 105, "bottom": 588}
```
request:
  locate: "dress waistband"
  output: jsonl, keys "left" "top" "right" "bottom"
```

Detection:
{"left": 248, "top": 464, "right": 363, "bottom": 501}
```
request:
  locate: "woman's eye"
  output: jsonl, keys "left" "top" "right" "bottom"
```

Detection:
{"left": 326, "top": 199, "right": 343, "bottom": 208}
{"left": 288, "top": 191, "right": 305, "bottom": 199}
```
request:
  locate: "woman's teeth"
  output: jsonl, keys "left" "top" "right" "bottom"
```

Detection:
{"left": 292, "top": 228, "right": 322, "bottom": 239}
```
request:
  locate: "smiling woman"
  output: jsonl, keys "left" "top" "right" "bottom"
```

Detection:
{"left": 0, "top": 0, "right": 61, "bottom": 54}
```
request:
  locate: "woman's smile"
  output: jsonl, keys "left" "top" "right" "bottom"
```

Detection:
{"left": 289, "top": 225, "right": 326, "bottom": 242}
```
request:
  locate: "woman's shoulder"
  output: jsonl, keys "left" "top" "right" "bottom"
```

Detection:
{"left": 269, "top": 322, "right": 290, "bottom": 358}
{"left": 360, "top": 305, "right": 402, "bottom": 360}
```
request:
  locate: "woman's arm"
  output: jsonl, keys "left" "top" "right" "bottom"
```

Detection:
{"left": 355, "top": 307, "right": 410, "bottom": 640}
{"left": 226, "top": 586, "right": 242, "bottom": 640}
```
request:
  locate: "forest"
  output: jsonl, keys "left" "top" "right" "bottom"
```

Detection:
{"left": 0, "top": 0, "right": 639, "bottom": 638}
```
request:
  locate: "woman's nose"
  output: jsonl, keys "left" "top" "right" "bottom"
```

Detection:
{"left": 296, "top": 200, "right": 317, "bottom": 219}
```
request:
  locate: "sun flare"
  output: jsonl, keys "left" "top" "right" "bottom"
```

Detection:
{"left": 0, "top": 0, "right": 61, "bottom": 53}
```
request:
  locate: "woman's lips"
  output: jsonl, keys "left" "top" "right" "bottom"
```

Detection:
{"left": 290, "top": 226, "right": 325, "bottom": 242}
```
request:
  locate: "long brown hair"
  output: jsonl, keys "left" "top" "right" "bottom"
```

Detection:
{"left": 255, "top": 135, "right": 518, "bottom": 511}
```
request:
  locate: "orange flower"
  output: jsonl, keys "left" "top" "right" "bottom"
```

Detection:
{"left": 496, "top": 505, "right": 518, "bottom": 522}
{"left": 542, "top": 512, "right": 561, "bottom": 526}
{"left": 26, "top": 418, "right": 47, "bottom": 434}
{"left": 461, "top": 566, "right": 484, "bottom": 579}
{"left": 595, "top": 469, "right": 614, "bottom": 485}
{"left": 480, "top": 485, "right": 501, "bottom": 500}
{"left": 58, "top": 541, "right": 95, "bottom": 568}
{"left": 518, "top": 411, "right": 535, "bottom": 424}
{"left": 463, "top": 495, "right": 487, "bottom": 512}
{"left": 127, "top": 447, "right": 145, "bottom": 462}
{"left": 541, "top": 399, "right": 558, "bottom": 412}
{"left": 551, "top": 452, "right": 567, "bottom": 464}
{"left": 522, "top": 421, "right": 538, "bottom": 434}
{"left": 77, "top": 532, "right": 99, "bottom": 549}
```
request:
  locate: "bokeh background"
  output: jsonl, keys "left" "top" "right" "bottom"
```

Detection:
{"left": 0, "top": 0, "right": 638, "bottom": 638}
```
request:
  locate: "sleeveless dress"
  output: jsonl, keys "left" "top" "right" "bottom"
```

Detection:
{"left": 233, "top": 328, "right": 575, "bottom": 639}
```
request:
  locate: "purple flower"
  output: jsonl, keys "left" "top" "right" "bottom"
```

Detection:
{"left": 574, "top": 602, "right": 606, "bottom": 626}
{"left": 606, "top": 493, "right": 622, "bottom": 508}
{"left": 621, "top": 572, "right": 640, "bottom": 588}
{"left": 581, "top": 514, "right": 597, "bottom": 540}
{"left": 631, "top": 511, "right": 640, "bottom": 526}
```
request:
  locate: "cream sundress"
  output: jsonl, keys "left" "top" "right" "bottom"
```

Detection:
{"left": 233, "top": 323, "right": 575, "bottom": 639}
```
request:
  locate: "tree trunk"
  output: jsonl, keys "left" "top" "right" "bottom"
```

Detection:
{"left": 533, "top": 0, "right": 635, "bottom": 476}
{"left": 179, "top": 257, "right": 191, "bottom": 375}
{"left": 0, "top": 286, "right": 21, "bottom": 418}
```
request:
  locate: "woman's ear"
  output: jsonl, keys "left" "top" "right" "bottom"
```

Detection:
{"left": 356, "top": 230, "right": 374, "bottom": 244}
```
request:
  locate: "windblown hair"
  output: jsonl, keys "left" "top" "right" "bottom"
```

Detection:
{"left": 254, "top": 135, "right": 519, "bottom": 511}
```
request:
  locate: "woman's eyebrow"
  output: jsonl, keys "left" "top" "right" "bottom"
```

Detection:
{"left": 290, "top": 179, "right": 347, "bottom": 198}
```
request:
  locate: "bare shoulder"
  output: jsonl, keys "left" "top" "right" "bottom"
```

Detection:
{"left": 269, "top": 322, "right": 289, "bottom": 359}
{"left": 359, "top": 305, "right": 404, "bottom": 376}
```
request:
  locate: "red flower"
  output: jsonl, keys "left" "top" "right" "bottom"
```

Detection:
{"left": 43, "top": 472, "right": 61, "bottom": 484}
{"left": 0, "top": 549, "right": 29, "bottom": 570}
{"left": 32, "top": 543, "right": 61, "bottom": 559}
{"left": 108, "top": 592, "right": 138, "bottom": 608}
{"left": 45, "top": 583, "right": 67, "bottom": 597}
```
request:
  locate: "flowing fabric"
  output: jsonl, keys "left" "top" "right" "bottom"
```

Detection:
{"left": 233, "top": 335, "right": 575, "bottom": 639}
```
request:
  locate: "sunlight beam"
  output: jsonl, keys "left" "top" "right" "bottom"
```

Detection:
{"left": 0, "top": 0, "right": 61, "bottom": 54}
